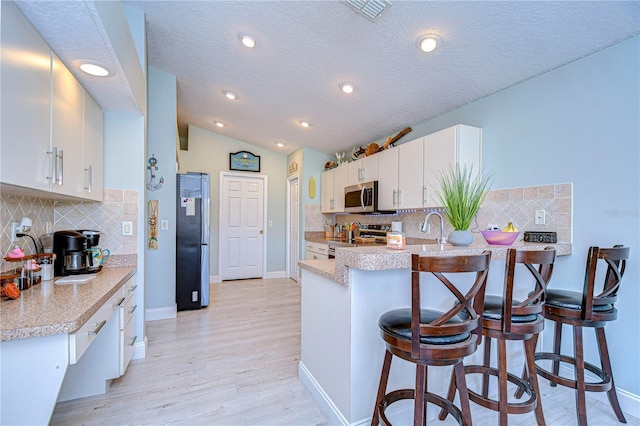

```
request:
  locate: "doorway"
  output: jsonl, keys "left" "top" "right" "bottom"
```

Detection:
{"left": 219, "top": 172, "right": 267, "bottom": 280}
{"left": 287, "top": 174, "right": 300, "bottom": 281}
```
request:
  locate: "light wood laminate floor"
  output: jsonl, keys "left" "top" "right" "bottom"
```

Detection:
{"left": 51, "top": 278, "right": 638, "bottom": 425}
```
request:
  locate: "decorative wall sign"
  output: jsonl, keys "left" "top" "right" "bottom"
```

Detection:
{"left": 308, "top": 177, "right": 316, "bottom": 199}
{"left": 148, "top": 200, "right": 158, "bottom": 250}
{"left": 230, "top": 151, "right": 260, "bottom": 172}
{"left": 289, "top": 161, "right": 298, "bottom": 174}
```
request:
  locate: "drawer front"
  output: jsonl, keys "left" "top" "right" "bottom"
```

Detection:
{"left": 120, "top": 315, "right": 136, "bottom": 375}
{"left": 69, "top": 300, "right": 118, "bottom": 364}
{"left": 123, "top": 292, "right": 137, "bottom": 329}
{"left": 307, "top": 241, "right": 329, "bottom": 255}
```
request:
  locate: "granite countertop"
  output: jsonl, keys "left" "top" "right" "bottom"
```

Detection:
{"left": 1, "top": 266, "right": 136, "bottom": 341}
{"left": 299, "top": 241, "right": 572, "bottom": 286}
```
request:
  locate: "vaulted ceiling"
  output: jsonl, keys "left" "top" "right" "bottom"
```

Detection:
{"left": 17, "top": 1, "right": 640, "bottom": 155}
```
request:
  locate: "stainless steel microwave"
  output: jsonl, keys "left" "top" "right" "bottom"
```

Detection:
{"left": 344, "top": 181, "right": 378, "bottom": 213}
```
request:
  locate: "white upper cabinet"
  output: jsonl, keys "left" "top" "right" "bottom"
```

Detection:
{"left": 423, "top": 124, "right": 482, "bottom": 207}
{"left": 321, "top": 164, "right": 349, "bottom": 213}
{"left": 0, "top": 1, "right": 52, "bottom": 192}
{"left": 377, "top": 137, "right": 425, "bottom": 210}
{"left": 347, "top": 155, "right": 379, "bottom": 186}
{"left": 83, "top": 92, "right": 104, "bottom": 201}
{"left": 0, "top": 3, "right": 104, "bottom": 201}
{"left": 51, "top": 53, "right": 85, "bottom": 198}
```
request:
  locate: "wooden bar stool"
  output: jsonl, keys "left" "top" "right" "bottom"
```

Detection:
{"left": 534, "top": 245, "right": 630, "bottom": 425}
{"left": 371, "top": 252, "right": 492, "bottom": 426}
{"left": 440, "top": 247, "right": 556, "bottom": 425}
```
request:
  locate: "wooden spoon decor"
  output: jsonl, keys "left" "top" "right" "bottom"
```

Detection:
{"left": 382, "top": 126, "right": 412, "bottom": 150}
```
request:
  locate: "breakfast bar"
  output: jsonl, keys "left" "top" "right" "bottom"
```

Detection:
{"left": 298, "top": 241, "right": 571, "bottom": 425}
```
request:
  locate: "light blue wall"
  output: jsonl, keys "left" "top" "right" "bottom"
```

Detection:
{"left": 145, "top": 67, "right": 178, "bottom": 310}
{"left": 288, "top": 147, "right": 332, "bottom": 257}
{"left": 180, "top": 125, "right": 288, "bottom": 277}
{"left": 406, "top": 36, "right": 640, "bottom": 394}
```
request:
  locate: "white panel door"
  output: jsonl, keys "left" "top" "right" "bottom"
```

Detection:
{"left": 288, "top": 176, "right": 299, "bottom": 281}
{"left": 220, "top": 174, "right": 265, "bottom": 280}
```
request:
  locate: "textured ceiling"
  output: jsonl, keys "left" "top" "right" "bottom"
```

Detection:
{"left": 16, "top": 1, "right": 640, "bottom": 156}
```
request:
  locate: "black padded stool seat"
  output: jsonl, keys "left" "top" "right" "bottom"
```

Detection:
{"left": 440, "top": 247, "right": 556, "bottom": 426}
{"left": 371, "top": 252, "right": 492, "bottom": 426}
{"left": 534, "top": 245, "right": 629, "bottom": 426}
{"left": 379, "top": 308, "right": 471, "bottom": 345}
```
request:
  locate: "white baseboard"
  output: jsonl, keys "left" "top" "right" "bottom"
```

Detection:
{"left": 145, "top": 305, "right": 176, "bottom": 321}
{"left": 299, "top": 362, "right": 350, "bottom": 426}
{"left": 558, "top": 364, "right": 640, "bottom": 419}
{"left": 210, "top": 275, "right": 221, "bottom": 283}
{"left": 265, "top": 270, "right": 286, "bottom": 279}
{"left": 132, "top": 336, "right": 147, "bottom": 360}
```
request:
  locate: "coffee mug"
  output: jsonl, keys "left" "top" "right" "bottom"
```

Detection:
{"left": 87, "top": 248, "right": 110, "bottom": 268}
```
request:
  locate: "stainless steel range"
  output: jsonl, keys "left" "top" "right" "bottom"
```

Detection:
{"left": 327, "top": 224, "right": 390, "bottom": 258}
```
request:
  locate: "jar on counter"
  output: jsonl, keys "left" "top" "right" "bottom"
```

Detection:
{"left": 386, "top": 232, "right": 406, "bottom": 250}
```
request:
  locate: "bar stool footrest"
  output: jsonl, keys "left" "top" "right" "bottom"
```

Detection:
{"left": 464, "top": 364, "right": 538, "bottom": 415}
{"left": 534, "top": 352, "right": 611, "bottom": 392}
{"left": 377, "top": 388, "right": 464, "bottom": 426}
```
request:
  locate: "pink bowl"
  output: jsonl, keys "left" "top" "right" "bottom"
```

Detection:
{"left": 481, "top": 230, "right": 520, "bottom": 245}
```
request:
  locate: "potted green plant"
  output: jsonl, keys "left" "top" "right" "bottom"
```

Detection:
{"left": 435, "top": 163, "right": 494, "bottom": 246}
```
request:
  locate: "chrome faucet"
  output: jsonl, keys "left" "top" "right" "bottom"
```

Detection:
{"left": 421, "top": 211, "right": 447, "bottom": 244}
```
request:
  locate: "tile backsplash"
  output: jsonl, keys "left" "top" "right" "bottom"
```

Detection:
{"left": 1, "top": 189, "right": 138, "bottom": 270}
{"left": 308, "top": 183, "right": 572, "bottom": 244}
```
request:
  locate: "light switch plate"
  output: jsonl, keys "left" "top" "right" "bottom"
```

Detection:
{"left": 161, "top": 220, "right": 169, "bottom": 230}
{"left": 534, "top": 210, "right": 546, "bottom": 225}
{"left": 122, "top": 221, "right": 133, "bottom": 236}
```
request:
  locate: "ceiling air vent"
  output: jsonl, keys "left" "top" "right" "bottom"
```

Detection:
{"left": 343, "top": 0, "right": 391, "bottom": 21}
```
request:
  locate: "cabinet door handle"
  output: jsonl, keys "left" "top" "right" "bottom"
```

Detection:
{"left": 57, "top": 149, "right": 64, "bottom": 185}
{"left": 84, "top": 165, "right": 93, "bottom": 192}
{"left": 398, "top": 190, "right": 402, "bottom": 206}
{"left": 129, "top": 304, "right": 138, "bottom": 314}
{"left": 423, "top": 186, "right": 428, "bottom": 205}
{"left": 113, "top": 297, "right": 126, "bottom": 307}
{"left": 89, "top": 320, "right": 107, "bottom": 336}
{"left": 392, "top": 189, "right": 397, "bottom": 206}
{"left": 128, "top": 285, "right": 138, "bottom": 293}
{"left": 47, "top": 146, "right": 58, "bottom": 183}
{"left": 129, "top": 335, "right": 138, "bottom": 346}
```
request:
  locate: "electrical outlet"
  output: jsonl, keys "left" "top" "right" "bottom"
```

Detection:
{"left": 10, "top": 222, "right": 20, "bottom": 242}
{"left": 535, "top": 209, "right": 546, "bottom": 225}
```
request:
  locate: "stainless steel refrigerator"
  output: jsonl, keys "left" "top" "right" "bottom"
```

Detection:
{"left": 176, "top": 172, "right": 210, "bottom": 311}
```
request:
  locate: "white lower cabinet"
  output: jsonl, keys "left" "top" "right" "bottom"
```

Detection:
{"left": 58, "top": 290, "right": 123, "bottom": 402}
{"left": 57, "top": 275, "right": 136, "bottom": 402}
{"left": 305, "top": 241, "right": 329, "bottom": 260}
{"left": 120, "top": 276, "right": 137, "bottom": 375}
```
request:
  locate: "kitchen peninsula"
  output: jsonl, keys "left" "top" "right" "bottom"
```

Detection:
{"left": 298, "top": 241, "right": 571, "bottom": 425}
{"left": 0, "top": 266, "right": 136, "bottom": 425}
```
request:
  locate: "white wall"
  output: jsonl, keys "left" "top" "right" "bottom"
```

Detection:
{"left": 180, "top": 125, "right": 288, "bottom": 278}
{"left": 397, "top": 36, "right": 640, "bottom": 395}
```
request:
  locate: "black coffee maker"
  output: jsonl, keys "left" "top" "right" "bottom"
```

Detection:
{"left": 53, "top": 231, "right": 88, "bottom": 276}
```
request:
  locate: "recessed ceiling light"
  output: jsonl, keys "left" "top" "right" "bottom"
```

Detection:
{"left": 224, "top": 91, "right": 238, "bottom": 100}
{"left": 214, "top": 121, "right": 225, "bottom": 128}
{"left": 79, "top": 62, "right": 110, "bottom": 77}
{"left": 239, "top": 34, "right": 257, "bottom": 48}
{"left": 340, "top": 83, "right": 354, "bottom": 94}
{"left": 298, "top": 120, "right": 310, "bottom": 128}
{"left": 275, "top": 141, "right": 285, "bottom": 148}
{"left": 416, "top": 34, "right": 441, "bottom": 53}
